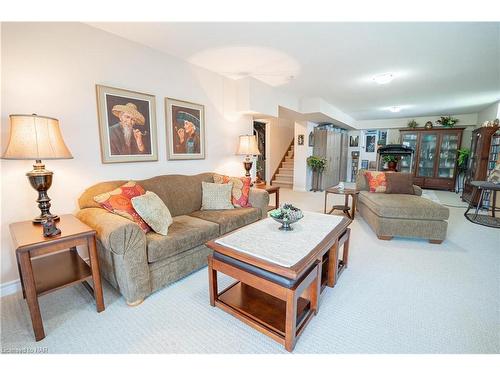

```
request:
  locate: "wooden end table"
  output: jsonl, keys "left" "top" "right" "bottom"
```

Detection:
{"left": 255, "top": 183, "right": 280, "bottom": 211}
{"left": 9, "top": 214, "right": 105, "bottom": 341}
{"left": 324, "top": 186, "right": 359, "bottom": 219}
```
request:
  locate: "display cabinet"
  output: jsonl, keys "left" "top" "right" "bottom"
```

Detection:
{"left": 400, "top": 128, "right": 464, "bottom": 191}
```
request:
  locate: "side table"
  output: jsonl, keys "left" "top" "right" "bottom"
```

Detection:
{"left": 255, "top": 183, "right": 280, "bottom": 211}
{"left": 324, "top": 186, "right": 359, "bottom": 219}
{"left": 464, "top": 181, "right": 500, "bottom": 228}
{"left": 9, "top": 214, "right": 105, "bottom": 341}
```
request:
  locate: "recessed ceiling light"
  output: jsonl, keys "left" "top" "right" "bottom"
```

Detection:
{"left": 389, "top": 106, "right": 401, "bottom": 113}
{"left": 373, "top": 73, "right": 394, "bottom": 84}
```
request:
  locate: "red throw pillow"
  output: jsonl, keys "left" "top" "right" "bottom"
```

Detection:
{"left": 364, "top": 171, "right": 387, "bottom": 193}
{"left": 213, "top": 174, "right": 252, "bottom": 207}
{"left": 93, "top": 181, "right": 151, "bottom": 232}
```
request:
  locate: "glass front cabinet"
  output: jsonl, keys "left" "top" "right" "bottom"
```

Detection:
{"left": 400, "top": 128, "right": 464, "bottom": 191}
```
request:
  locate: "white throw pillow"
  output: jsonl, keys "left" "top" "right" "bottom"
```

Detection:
{"left": 131, "top": 191, "right": 173, "bottom": 235}
{"left": 201, "top": 181, "right": 234, "bottom": 210}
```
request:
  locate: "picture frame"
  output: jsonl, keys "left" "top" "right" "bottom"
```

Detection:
{"left": 366, "top": 135, "right": 376, "bottom": 152}
{"left": 298, "top": 134, "right": 304, "bottom": 145}
{"left": 349, "top": 135, "right": 359, "bottom": 147}
{"left": 96, "top": 85, "right": 158, "bottom": 163}
{"left": 165, "top": 97, "right": 205, "bottom": 160}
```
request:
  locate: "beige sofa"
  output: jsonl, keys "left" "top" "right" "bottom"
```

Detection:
{"left": 356, "top": 171, "right": 449, "bottom": 243}
{"left": 76, "top": 173, "right": 269, "bottom": 305}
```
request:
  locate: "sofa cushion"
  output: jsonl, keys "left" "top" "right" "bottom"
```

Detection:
{"left": 131, "top": 191, "right": 173, "bottom": 235}
{"left": 93, "top": 181, "right": 151, "bottom": 233}
{"left": 358, "top": 191, "right": 449, "bottom": 220}
{"left": 364, "top": 171, "right": 387, "bottom": 193}
{"left": 201, "top": 181, "right": 234, "bottom": 210}
{"left": 213, "top": 174, "right": 252, "bottom": 207}
{"left": 385, "top": 172, "right": 415, "bottom": 195}
{"left": 189, "top": 208, "right": 261, "bottom": 234}
{"left": 146, "top": 215, "right": 219, "bottom": 263}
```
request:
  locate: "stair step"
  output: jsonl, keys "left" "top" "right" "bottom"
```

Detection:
{"left": 275, "top": 174, "right": 293, "bottom": 182}
{"left": 271, "top": 180, "right": 293, "bottom": 188}
{"left": 282, "top": 162, "right": 294, "bottom": 168}
{"left": 285, "top": 157, "right": 294, "bottom": 162}
{"left": 278, "top": 167, "right": 293, "bottom": 175}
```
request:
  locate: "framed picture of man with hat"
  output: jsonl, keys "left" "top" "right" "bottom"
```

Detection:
{"left": 96, "top": 85, "right": 158, "bottom": 163}
{"left": 165, "top": 97, "right": 205, "bottom": 160}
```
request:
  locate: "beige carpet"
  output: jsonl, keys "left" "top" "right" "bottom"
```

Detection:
{"left": 1, "top": 189, "right": 499, "bottom": 353}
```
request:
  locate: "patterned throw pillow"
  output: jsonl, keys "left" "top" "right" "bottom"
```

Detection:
{"left": 93, "top": 181, "right": 151, "bottom": 232}
{"left": 213, "top": 174, "right": 252, "bottom": 207}
{"left": 364, "top": 171, "right": 387, "bottom": 193}
{"left": 131, "top": 191, "right": 173, "bottom": 235}
{"left": 201, "top": 181, "right": 234, "bottom": 210}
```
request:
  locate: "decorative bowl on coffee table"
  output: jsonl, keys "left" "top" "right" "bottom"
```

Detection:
{"left": 269, "top": 204, "right": 304, "bottom": 231}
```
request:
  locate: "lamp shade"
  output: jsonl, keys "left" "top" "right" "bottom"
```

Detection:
{"left": 236, "top": 135, "right": 260, "bottom": 156}
{"left": 2, "top": 114, "right": 73, "bottom": 160}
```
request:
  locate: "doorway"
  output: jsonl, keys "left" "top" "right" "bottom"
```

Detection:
{"left": 253, "top": 121, "right": 266, "bottom": 183}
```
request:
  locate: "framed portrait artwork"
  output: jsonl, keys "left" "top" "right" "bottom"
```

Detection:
{"left": 365, "top": 135, "right": 376, "bottom": 152}
{"left": 96, "top": 85, "right": 158, "bottom": 163}
{"left": 165, "top": 97, "right": 205, "bottom": 160}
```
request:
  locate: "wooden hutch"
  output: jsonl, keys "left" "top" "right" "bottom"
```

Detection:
{"left": 462, "top": 125, "right": 500, "bottom": 205}
{"left": 400, "top": 127, "right": 464, "bottom": 191}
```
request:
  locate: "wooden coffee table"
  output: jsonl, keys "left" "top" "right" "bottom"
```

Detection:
{"left": 206, "top": 213, "right": 351, "bottom": 351}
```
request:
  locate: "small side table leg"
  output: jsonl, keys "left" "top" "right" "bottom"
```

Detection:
{"left": 18, "top": 252, "right": 45, "bottom": 341}
{"left": 87, "top": 236, "right": 105, "bottom": 313}
{"left": 275, "top": 188, "right": 280, "bottom": 209}
{"left": 351, "top": 194, "right": 358, "bottom": 219}
{"left": 474, "top": 189, "right": 485, "bottom": 220}
{"left": 492, "top": 191, "right": 497, "bottom": 218}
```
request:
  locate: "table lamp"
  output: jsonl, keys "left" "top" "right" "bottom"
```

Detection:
{"left": 236, "top": 135, "right": 260, "bottom": 179}
{"left": 2, "top": 114, "right": 73, "bottom": 223}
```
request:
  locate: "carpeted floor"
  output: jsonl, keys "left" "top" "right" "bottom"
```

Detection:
{"left": 1, "top": 189, "right": 499, "bottom": 354}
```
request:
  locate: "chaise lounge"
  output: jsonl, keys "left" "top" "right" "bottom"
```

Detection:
{"left": 355, "top": 170, "right": 450, "bottom": 243}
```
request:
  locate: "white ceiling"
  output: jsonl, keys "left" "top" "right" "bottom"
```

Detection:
{"left": 89, "top": 22, "right": 500, "bottom": 120}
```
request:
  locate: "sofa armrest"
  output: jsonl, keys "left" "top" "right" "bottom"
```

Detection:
{"left": 413, "top": 185, "right": 423, "bottom": 196}
{"left": 248, "top": 188, "right": 270, "bottom": 219}
{"left": 76, "top": 208, "right": 151, "bottom": 303}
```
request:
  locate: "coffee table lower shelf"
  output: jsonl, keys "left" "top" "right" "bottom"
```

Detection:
{"left": 216, "top": 281, "right": 313, "bottom": 342}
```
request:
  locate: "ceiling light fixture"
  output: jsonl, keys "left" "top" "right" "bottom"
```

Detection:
{"left": 389, "top": 106, "right": 401, "bottom": 113}
{"left": 373, "top": 73, "right": 394, "bottom": 85}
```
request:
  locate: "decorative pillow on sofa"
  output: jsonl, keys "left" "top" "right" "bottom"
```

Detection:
{"left": 131, "top": 191, "right": 173, "bottom": 235}
{"left": 385, "top": 172, "right": 415, "bottom": 195}
{"left": 213, "top": 173, "right": 252, "bottom": 207}
{"left": 201, "top": 181, "right": 234, "bottom": 210}
{"left": 93, "top": 181, "right": 151, "bottom": 232}
{"left": 364, "top": 171, "right": 387, "bottom": 193}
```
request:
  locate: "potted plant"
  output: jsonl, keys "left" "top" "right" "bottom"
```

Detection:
{"left": 437, "top": 116, "right": 459, "bottom": 128}
{"left": 383, "top": 155, "right": 398, "bottom": 171}
{"left": 307, "top": 156, "right": 327, "bottom": 191}
{"left": 408, "top": 119, "right": 418, "bottom": 128}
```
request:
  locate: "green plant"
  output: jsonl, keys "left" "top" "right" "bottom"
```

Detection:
{"left": 407, "top": 119, "right": 418, "bottom": 128}
{"left": 307, "top": 156, "right": 327, "bottom": 171}
{"left": 437, "top": 116, "right": 459, "bottom": 128}
{"left": 457, "top": 148, "right": 470, "bottom": 173}
{"left": 382, "top": 155, "right": 398, "bottom": 163}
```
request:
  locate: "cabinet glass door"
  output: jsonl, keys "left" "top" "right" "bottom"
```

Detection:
{"left": 417, "top": 133, "right": 437, "bottom": 177}
{"left": 437, "top": 133, "right": 459, "bottom": 178}
{"left": 401, "top": 133, "right": 417, "bottom": 173}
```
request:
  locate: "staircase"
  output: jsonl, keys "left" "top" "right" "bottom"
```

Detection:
{"left": 271, "top": 143, "right": 294, "bottom": 188}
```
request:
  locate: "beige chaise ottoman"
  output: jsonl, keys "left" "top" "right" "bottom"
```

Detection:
{"left": 356, "top": 171, "right": 449, "bottom": 244}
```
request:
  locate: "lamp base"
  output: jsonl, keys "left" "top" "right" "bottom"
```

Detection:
{"left": 27, "top": 160, "right": 58, "bottom": 224}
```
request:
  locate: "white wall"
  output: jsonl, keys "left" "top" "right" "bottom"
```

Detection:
{"left": 267, "top": 118, "right": 294, "bottom": 180}
{"left": 1, "top": 23, "right": 253, "bottom": 287}
{"left": 293, "top": 121, "right": 315, "bottom": 191}
{"left": 477, "top": 101, "right": 500, "bottom": 126}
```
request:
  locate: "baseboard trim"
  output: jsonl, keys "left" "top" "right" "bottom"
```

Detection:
{"left": 1, "top": 279, "right": 22, "bottom": 297}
